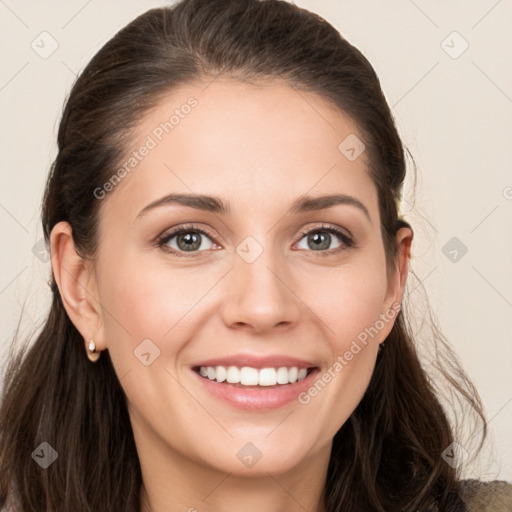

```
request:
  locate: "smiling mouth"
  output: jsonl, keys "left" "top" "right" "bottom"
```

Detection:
{"left": 192, "top": 365, "right": 318, "bottom": 388}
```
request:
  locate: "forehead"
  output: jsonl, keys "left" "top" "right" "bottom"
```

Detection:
{"left": 101, "top": 78, "right": 379, "bottom": 224}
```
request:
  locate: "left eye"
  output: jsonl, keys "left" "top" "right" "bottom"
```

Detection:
{"left": 295, "top": 228, "right": 349, "bottom": 252}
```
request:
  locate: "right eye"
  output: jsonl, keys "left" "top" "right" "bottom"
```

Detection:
{"left": 158, "top": 225, "right": 221, "bottom": 257}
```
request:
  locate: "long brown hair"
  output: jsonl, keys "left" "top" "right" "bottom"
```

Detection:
{"left": 0, "top": 1, "right": 487, "bottom": 510}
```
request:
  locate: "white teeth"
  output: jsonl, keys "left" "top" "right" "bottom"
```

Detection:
{"left": 258, "top": 368, "right": 277, "bottom": 386}
{"left": 276, "top": 367, "right": 289, "bottom": 384}
{"left": 241, "top": 367, "right": 259, "bottom": 385}
{"left": 226, "top": 366, "right": 241, "bottom": 383}
{"left": 197, "top": 365, "right": 312, "bottom": 386}
{"left": 215, "top": 365, "right": 227, "bottom": 383}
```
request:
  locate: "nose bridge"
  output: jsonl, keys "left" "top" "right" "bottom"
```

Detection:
{"left": 222, "top": 232, "right": 301, "bottom": 331}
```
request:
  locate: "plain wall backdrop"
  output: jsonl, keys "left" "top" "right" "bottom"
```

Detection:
{"left": 1, "top": 0, "right": 511, "bottom": 482}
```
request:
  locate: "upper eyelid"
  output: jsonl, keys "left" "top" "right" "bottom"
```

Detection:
{"left": 158, "top": 224, "right": 217, "bottom": 243}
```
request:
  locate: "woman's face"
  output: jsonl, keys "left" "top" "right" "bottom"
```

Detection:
{"left": 80, "top": 78, "right": 410, "bottom": 476}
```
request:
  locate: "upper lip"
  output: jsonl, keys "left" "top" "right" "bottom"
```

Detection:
{"left": 192, "top": 354, "right": 319, "bottom": 370}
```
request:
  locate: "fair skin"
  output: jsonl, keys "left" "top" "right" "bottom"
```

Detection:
{"left": 50, "top": 78, "right": 412, "bottom": 512}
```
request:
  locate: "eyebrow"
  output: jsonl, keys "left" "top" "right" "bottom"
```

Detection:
{"left": 136, "top": 193, "right": 372, "bottom": 223}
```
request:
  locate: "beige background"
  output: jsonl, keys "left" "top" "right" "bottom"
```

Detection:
{"left": 1, "top": 0, "right": 511, "bottom": 482}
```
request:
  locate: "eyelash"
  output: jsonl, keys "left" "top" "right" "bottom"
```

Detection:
{"left": 157, "top": 223, "right": 355, "bottom": 258}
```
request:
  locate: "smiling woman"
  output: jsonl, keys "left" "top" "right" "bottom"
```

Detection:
{"left": 0, "top": 0, "right": 508, "bottom": 511}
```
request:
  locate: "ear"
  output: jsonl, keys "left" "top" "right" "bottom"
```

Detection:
{"left": 50, "top": 221, "right": 106, "bottom": 361}
{"left": 378, "top": 223, "right": 414, "bottom": 342}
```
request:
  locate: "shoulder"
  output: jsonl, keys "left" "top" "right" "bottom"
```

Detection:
{"left": 459, "top": 479, "right": 512, "bottom": 512}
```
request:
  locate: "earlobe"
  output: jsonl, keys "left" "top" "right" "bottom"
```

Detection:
{"left": 49, "top": 221, "right": 105, "bottom": 356}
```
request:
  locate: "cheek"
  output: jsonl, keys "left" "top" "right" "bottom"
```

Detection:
{"left": 295, "top": 258, "right": 389, "bottom": 430}
{"left": 94, "top": 257, "right": 207, "bottom": 423}
{"left": 96, "top": 253, "right": 220, "bottom": 355}
{"left": 301, "top": 257, "right": 389, "bottom": 346}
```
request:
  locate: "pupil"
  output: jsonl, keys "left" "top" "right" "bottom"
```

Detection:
{"left": 310, "top": 232, "right": 329, "bottom": 250}
{"left": 179, "top": 232, "right": 200, "bottom": 251}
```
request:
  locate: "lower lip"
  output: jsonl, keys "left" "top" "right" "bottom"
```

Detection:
{"left": 192, "top": 368, "right": 320, "bottom": 410}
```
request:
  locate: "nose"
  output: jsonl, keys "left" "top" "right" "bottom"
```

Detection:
{"left": 220, "top": 246, "right": 302, "bottom": 334}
